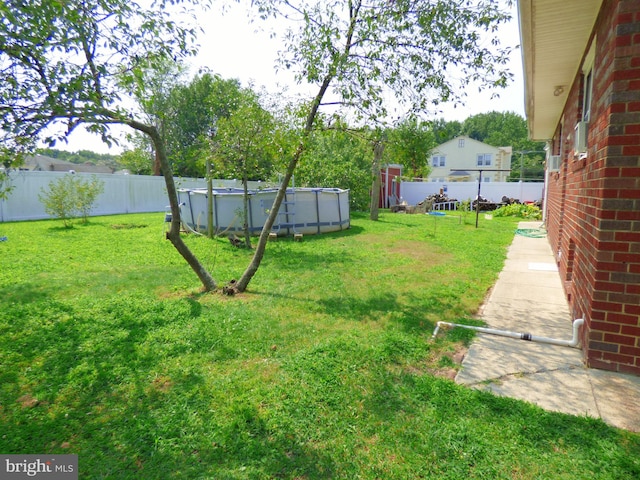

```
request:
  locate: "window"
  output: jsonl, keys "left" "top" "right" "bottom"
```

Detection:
{"left": 576, "top": 39, "right": 595, "bottom": 157}
{"left": 476, "top": 154, "right": 492, "bottom": 166}
{"left": 458, "top": 138, "right": 465, "bottom": 148}
{"left": 431, "top": 155, "right": 445, "bottom": 167}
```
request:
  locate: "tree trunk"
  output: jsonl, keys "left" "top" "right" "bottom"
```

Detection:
{"left": 235, "top": 144, "right": 303, "bottom": 292}
{"left": 235, "top": 69, "right": 337, "bottom": 293}
{"left": 242, "top": 172, "right": 251, "bottom": 248}
{"left": 129, "top": 119, "right": 217, "bottom": 291}
{"left": 235, "top": 9, "right": 361, "bottom": 293}
{"left": 370, "top": 140, "right": 384, "bottom": 221}
{"left": 153, "top": 149, "right": 161, "bottom": 176}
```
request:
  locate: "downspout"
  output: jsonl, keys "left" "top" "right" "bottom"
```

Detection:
{"left": 432, "top": 318, "right": 584, "bottom": 348}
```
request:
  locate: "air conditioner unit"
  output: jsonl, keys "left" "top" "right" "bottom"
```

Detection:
{"left": 574, "top": 121, "right": 589, "bottom": 153}
{"left": 548, "top": 155, "right": 561, "bottom": 172}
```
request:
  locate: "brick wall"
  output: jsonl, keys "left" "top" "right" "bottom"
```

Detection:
{"left": 546, "top": 0, "right": 640, "bottom": 375}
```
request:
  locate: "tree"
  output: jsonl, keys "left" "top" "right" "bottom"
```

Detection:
{"left": 39, "top": 175, "right": 78, "bottom": 228}
{"left": 74, "top": 175, "right": 105, "bottom": 223}
{"left": 167, "top": 73, "right": 246, "bottom": 178}
{"left": 235, "top": 0, "right": 514, "bottom": 292}
{"left": 0, "top": 0, "right": 217, "bottom": 291}
{"left": 462, "top": 111, "right": 529, "bottom": 148}
{"left": 212, "top": 89, "right": 281, "bottom": 247}
{"left": 431, "top": 118, "right": 463, "bottom": 145}
{"left": 0, "top": 149, "right": 23, "bottom": 200}
{"left": 461, "top": 111, "right": 546, "bottom": 180}
{"left": 127, "top": 58, "right": 187, "bottom": 176}
{"left": 369, "top": 139, "right": 385, "bottom": 221}
{"left": 386, "top": 117, "right": 436, "bottom": 180}
{"left": 118, "top": 135, "right": 155, "bottom": 175}
{"left": 297, "top": 120, "right": 372, "bottom": 211}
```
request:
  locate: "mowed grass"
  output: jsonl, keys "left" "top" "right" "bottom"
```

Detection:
{"left": 0, "top": 211, "right": 638, "bottom": 479}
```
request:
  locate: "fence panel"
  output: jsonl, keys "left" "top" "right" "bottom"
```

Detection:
{"left": 0, "top": 171, "right": 213, "bottom": 222}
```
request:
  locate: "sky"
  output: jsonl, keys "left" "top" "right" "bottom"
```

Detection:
{"left": 56, "top": 0, "right": 525, "bottom": 155}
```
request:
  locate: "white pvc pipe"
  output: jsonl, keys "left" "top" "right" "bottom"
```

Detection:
{"left": 432, "top": 318, "right": 584, "bottom": 348}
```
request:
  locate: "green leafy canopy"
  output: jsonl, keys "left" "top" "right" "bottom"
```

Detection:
{"left": 252, "top": 0, "right": 514, "bottom": 124}
{"left": 0, "top": 0, "right": 210, "bottom": 156}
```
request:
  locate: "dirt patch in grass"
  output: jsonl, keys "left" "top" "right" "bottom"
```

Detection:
{"left": 405, "top": 343, "right": 468, "bottom": 381}
{"left": 149, "top": 375, "right": 173, "bottom": 394}
{"left": 17, "top": 394, "right": 39, "bottom": 409}
{"left": 388, "top": 240, "right": 452, "bottom": 264}
{"left": 111, "top": 223, "right": 148, "bottom": 229}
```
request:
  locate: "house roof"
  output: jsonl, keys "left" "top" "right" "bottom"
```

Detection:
{"left": 22, "top": 154, "right": 113, "bottom": 174}
{"left": 434, "top": 136, "right": 511, "bottom": 154}
{"left": 518, "top": 0, "right": 603, "bottom": 140}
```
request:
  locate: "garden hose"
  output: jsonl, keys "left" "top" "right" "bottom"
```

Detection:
{"left": 515, "top": 228, "right": 547, "bottom": 238}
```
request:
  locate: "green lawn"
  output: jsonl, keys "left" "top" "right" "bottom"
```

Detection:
{"left": 1, "top": 211, "right": 638, "bottom": 479}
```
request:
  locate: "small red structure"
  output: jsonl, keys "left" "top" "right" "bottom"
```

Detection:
{"left": 379, "top": 164, "right": 402, "bottom": 208}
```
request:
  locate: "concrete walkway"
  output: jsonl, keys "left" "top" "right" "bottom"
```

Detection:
{"left": 455, "top": 221, "right": 640, "bottom": 433}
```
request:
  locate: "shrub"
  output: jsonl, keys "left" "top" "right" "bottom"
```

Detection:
{"left": 75, "top": 176, "right": 105, "bottom": 223}
{"left": 39, "top": 174, "right": 105, "bottom": 226}
{"left": 492, "top": 203, "right": 542, "bottom": 220}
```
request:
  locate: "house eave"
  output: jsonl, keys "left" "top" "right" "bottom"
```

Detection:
{"left": 518, "top": 0, "right": 603, "bottom": 141}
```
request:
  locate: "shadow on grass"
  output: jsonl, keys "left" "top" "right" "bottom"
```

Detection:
{"left": 0, "top": 294, "right": 340, "bottom": 478}
{"left": 315, "top": 290, "right": 467, "bottom": 333}
{"left": 360, "top": 364, "right": 640, "bottom": 477}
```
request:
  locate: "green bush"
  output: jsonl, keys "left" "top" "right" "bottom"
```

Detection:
{"left": 39, "top": 174, "right": 105, "bottom": 226}
{"left": 492, "top": 202, "right": 542, "bottom": 220}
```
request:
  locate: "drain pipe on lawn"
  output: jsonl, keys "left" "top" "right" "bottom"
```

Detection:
{"left": 432, "top": 318, "right": 584, "bottom": 348}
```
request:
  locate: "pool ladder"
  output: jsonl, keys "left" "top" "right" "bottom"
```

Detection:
{"left": 272, "top": 188, "right": 298, "bottom": 236}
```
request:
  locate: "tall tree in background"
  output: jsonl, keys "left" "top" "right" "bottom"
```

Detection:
{"left": 431, "top": 118, "right": 463, "bottom": 145}
{"left": 461, "top": 111, "right": 545, "bottom": 180}
{"left": 462, "top": 111, "right": 528, "bottom": 147}
{"left": 168, "top": 73, "right": 245, "bottom": 178}
{"left": 386, "top": 117, "right": 436, "bottom": 180}
{"left": 0, "top": 0, "right": 217, "bottom": 291}
{"left": 235, "top": 0, "right": 514, "bottom": 291}
{"left": 127, "top": 69, "right": 245, "bottom": 178}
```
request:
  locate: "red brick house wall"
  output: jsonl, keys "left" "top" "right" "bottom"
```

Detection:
{"left": 546, "top": 0, "right": 640, "bottom": 375}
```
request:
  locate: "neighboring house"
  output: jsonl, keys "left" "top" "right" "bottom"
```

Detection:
{"left": 519, "top": 0, "right": 639, "bottom": 375}
{"left": 21, "top": 154, "right": 113, "bottom": 174}
{"left": 428, "top": 136, "right": 512, "bottom": 183}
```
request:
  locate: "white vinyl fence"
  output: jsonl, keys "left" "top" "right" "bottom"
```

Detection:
{"left": 399, "top": 181, "right": 544, "bottom": 206}
{"left": 0, "top": 171, "right": 257, "bottom": 222}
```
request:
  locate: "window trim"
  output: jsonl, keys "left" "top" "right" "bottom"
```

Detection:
{"left": 431, "top": 155, "right": 446, "bottom": 167}
{"left": 581, "top": 40, "right": 596, "bottom": 123}
{"left": 476, "top": 153, "right": 493, "bottom": 167}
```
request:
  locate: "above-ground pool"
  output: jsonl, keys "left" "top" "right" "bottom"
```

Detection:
{"left": 178, "top": 187, "right": 350, "bottom": 236}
